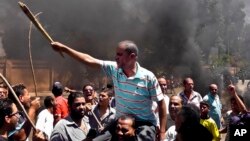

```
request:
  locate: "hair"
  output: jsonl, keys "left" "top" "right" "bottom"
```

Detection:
{"left": 8, "top": 84, "right": 26, "bottom": 104}
{"left": 0, "top": 82, "right": 8, "bottom": 89}
{"left": 82, "top": 83, "right": 95, "bottom": 92}
{"left": 170, "top": 94, "right": 184, "bottom": 105}
{"left": 44, "top": 96, "right": 55, "bottom": 109}
{"left": 68, "top": 92, "right": 84, "bottom": 107}
{"left": 52, "top": 82, "right": 63, "bottom": 96}
{"left": 177, "top": 104, "right": 200, "bottom": 131}
{"left": 100, "top": 88, "right": 113, "bottom": 97}
{"left": 12, "top": 84, "right": 26, "bottom": 97}
{"left": 200, "top": 101, "right": 210, "bottom": 108}
{"left": 183, "top": 77, "right": 193, "bottom": 85}
{"left": 118, "top": 114, "right": 136, "bottom": 128}
{"left": 119, "top": 40, "right": 139, "bottom": 56}
{"left": 0, "top": 98, "right": 14, "bottom": 127}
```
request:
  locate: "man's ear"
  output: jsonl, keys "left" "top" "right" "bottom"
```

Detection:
{"left": 5, "top": 115, "right": 11, "bottom": 124}
{"left": 19, "top": 95, "right": 24, "bottom": 102}
{"left": 130, "top": 53, "right": 137, "bottom": 59}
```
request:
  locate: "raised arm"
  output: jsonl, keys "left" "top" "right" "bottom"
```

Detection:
{"left": 51, "top": 42, "right": 102, "bottom": 69}
{"left": 228, "top": 84, "right": 248, "bottom": 113}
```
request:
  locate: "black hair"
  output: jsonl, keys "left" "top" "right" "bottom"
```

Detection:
{"left": 119, "top": 40, "right": 139, "bottom": 56}
{"left": 44, "top": 96, "right": 54, "bottom": 109}
{"left": 82, "top": 83, "right": 95, "bottom": 92}
{"left": 52, "top": 82, "right": 63, "bottom": 96}
{"left": 100, "top": 88, "right": 113, "bottom": 97}
{"left": 0, "top": 98, "right": 14, "bottom": 127}
{"left": 200, "top": 101, "right": 210, "bottom": 108}
{"left": 8, "top": 84, "right": 26, "bottom": 104}
{"left": 177, "top": 104, "right": 200, "bottom": 132}
{"left": 118, "top": 114, "right": 136, "bottom": 129}
{"left": 68, "top": 92, "right": 84, "bottom": 107}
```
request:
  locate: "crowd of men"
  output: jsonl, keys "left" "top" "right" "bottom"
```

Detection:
{"left": 0, "top": 40, "right": 249, "bottom": 141}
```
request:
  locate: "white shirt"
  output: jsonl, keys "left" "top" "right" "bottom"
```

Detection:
{"left": 36, "top": 109, "right": 54, "bottom": 139}
{"left": 166, "top": 125, "right": 177, "bottom": 141}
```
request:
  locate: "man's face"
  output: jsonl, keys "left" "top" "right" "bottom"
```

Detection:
{"left": 71, "top": 97, "right": 87, "bottom": 119}
{"left": 20, "top": 89, "right": 31, "bottom": 109}
{"left": 200, "top": 104, "right": 209, "bottom": 116}
{"left": 98, "top": 92, "right": 110, "bottom": 107}
{"left": 116, "top": 118, "right": 135, "bottom": 141}
{"left": 7, "top": 104, "right": 20, "bottom": 131}
{"left": 115, "top": 45, "right": 131, "bottom": 69}
{"left": 158, "top": 78, "right": 167, "bottom": 94}
{"left": 0, "top": 87, "right": 8, "bottom": 99}
{"left": 184, "top": 79, "right": 194, "bottom": 92}
{"left": 169, "top": 96, "right": 182, "bottom": 120}
{"left": 209, "top": 84, "right": 218, "bottom": 95}
{"left": 83, "top": 85, "right": 94, "bottom": 102}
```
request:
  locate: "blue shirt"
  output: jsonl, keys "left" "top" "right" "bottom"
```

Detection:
{"left": 101, "top": 61, "right": 164, "bottom": 125}
{"left": 203, "top": 93, "right": 222, "bottom": 129}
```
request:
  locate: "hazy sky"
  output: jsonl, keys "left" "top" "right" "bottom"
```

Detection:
{"left": 243, "top": 0, "right": 250, "bottom": 23}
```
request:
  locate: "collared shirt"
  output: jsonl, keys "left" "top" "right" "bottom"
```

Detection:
{"left": 203, "top": 93, "right": 222, "bottom": 129}
{"left": 50, "top": 116, "right": 90, "bottom": 141}
{"left": 101, "top": 61, "right": 164, "bottom": 125}
{"left": 178, "top": 90, "right": 202, "bottom": 107}
{"left": 88, "top": 104, "right": 116, "bottom": 133}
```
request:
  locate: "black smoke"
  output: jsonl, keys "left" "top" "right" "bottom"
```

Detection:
{"left": 0, "top": 0, "right": 249, "bottom": 94}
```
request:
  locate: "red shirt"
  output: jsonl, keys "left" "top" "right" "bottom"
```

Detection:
{"left": 53, "top": 96, "right": 69, "bottom": 125}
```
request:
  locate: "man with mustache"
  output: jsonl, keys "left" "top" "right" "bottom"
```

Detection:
{"left": 50, "top": 92, "right": 91, "bottom": 141}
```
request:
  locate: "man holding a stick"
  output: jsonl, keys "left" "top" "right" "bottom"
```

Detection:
{"left": 8, "top": 84, "right": 41, "bottom": 140}
{"left": 51, "top": 40, "right": 167, "bottom": 141}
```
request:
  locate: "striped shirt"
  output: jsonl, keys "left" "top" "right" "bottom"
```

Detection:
{"left": 101, "top": 61, "right": 164, "bottom": 125}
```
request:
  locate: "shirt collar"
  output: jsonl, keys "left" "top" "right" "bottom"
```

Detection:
{"left": 65, "top": 116, "right": 88, "bottom": 126}
{"left": 118, "top": 62, "right": 146, "bottom": 79}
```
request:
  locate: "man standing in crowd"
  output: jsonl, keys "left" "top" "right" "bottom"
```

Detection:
{"left": 89, "top": 88, "right": 116, "bottom": 133}
{"left": 152, "top": 76, "right": 171, "bottom": 129}
{"left": 36, "top": 96, "right": 55, "bottom": 139}
{"left": 51, "top": 40, "right": 166, "bottom": 140}
{"left": 0, "top": 98, "right": 21, "bottom": 140}
{"left": 82, "top": 83, "right": 98, "bottom": 106}
{"left": 52, "top": 81, "right": 69, "bottom": 125}
{"left": 178, "top": 77, "right": 202, "bottom": 107}
{"left": 50, "top": 92, "right": 91, "bottom": 141}
{"left": 8, "top": 84, "right": 41, "bottom": 140}
{"left": 203, "top": 84, "right": 222, "bottom": 129}
{"left": 166, "top": 95, "right": 183, "bottom": 141}
{"left": 0, "top": 82, "right": 8, "bottom": 99}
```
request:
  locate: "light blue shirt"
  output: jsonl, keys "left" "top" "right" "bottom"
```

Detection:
{"left": 101, "top": 61, "right": 164, "bottom": 125}
{"left": 203, "top": 93, "right": 222, "bottom": 128}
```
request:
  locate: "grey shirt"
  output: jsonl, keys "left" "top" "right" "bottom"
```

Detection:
{"left": 88, "top": 105, "right": 116, "bottom": 133}
{"left": 50, "top": 116, "right": 90, "bottom": 141}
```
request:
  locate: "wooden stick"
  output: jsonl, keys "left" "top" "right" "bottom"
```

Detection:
{"left": 0, "top": 73, "right": 36, "bottom": 130}
{"left": 18, "top": 1, "right": 64, "bottom": 57}
{"left": 90, "top": 110, "right": 104, "bottom": 129}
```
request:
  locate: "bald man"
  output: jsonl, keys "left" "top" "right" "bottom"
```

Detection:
{"left": 203, "top": 84, "right": 222, "bottom": 129}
